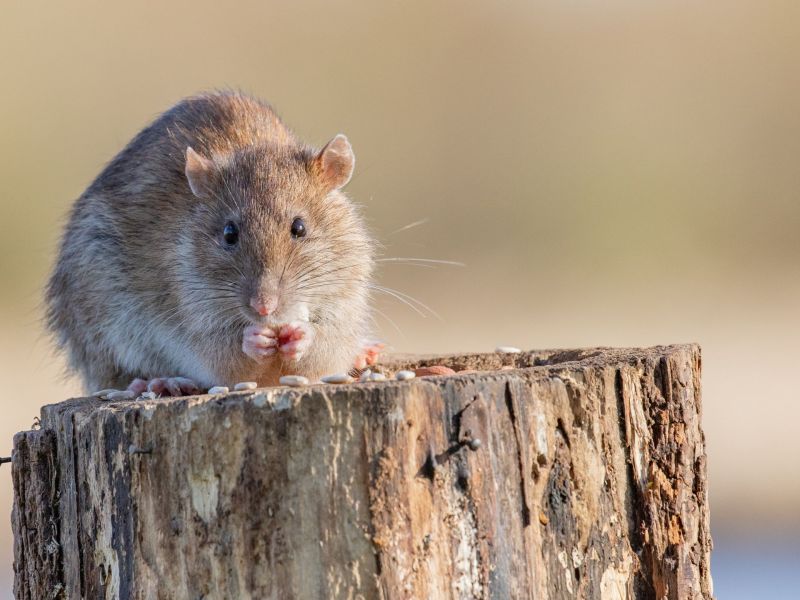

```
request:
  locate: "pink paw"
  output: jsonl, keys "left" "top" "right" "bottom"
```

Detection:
{"left": 353, "top": 341, "right": 385, "bottom": 370}
{"left": 243, "top": 324, "right": 278, "bottom": 361}
{"left": 127, "top": 377, "right": 201, "bottom": 397}
{"left": 277, "top": 321, "right": 314, "bottom": 361}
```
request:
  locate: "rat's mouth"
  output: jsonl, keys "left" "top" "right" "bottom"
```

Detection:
{"left": 241, "top": 301, "right": 310, "bottom": 328}
{"left": 240, "top": 309, "right": 294, "bottom": 331}
{"left": 242, "top": 310, "right": 279, "bottom": 328}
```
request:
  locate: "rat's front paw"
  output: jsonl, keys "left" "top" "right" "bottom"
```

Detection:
{"left": 243, "top": 324, "right": 278, "bottom": 361}
{"left": 277, "top": 321, "right": 315, "bottom": 362}
{"left": 353, "top": 341, "right": 385, "bottom": 370}
{"left": 127, "top": 377, "right": 200, "bottom": 397}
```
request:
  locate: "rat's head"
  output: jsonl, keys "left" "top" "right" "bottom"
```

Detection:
{"left": 179, "top": 135, "right": 373, "bottom": 333}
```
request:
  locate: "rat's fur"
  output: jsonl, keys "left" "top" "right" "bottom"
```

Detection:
{"left": 46, "top": 91, "right": 374, "bottom": 392}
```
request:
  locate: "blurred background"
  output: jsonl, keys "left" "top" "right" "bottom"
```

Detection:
{"left": 1, "top": 1, "right": 798, "bottom": 597}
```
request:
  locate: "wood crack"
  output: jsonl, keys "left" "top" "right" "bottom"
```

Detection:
{"left": 70, "top": 415, "right": 86, "bottom": 598}
{"left": 505, "top": 381, "right": 531, "bottom": 527}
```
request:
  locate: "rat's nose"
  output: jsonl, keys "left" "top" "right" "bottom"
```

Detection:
{"left": 249, "top": 296, "right": 278, "bottom": 317}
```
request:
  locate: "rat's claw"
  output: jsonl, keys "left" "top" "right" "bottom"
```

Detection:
{"left": 278, "top": 321, "right": 314, "bottom": 362}
{"left": 243, "top": 324, "right": 278, "bottom": 361}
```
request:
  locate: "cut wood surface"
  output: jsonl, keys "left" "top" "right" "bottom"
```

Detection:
{"left": 12, "top": 345, "right": 713, "bottom": 599}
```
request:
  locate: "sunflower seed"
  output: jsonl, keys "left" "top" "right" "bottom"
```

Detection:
{"left": 395, "top": 370, "right": 416, "bottom": 381}
{"left": 208, "top": 386, "right": 230, "bottom": 394}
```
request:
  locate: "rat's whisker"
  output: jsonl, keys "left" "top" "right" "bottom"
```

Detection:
{"left": 388, "top": 217, "right": 429, "bottom": 236}
{"left": 368, "top": 285, "right": 427, "bottom": 319}
{"left": 376, "top": 257, "right": 465, "bottom": 267}
{"left": 369, "top": 306, "right": 404, "bottom": 337}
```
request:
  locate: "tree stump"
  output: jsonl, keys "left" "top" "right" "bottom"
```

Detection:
{"left": 11, "top": 345, "right": 713, "bottom": 599}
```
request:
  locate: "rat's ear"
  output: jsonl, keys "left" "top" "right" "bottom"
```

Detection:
{"left": 185, "top": 146, "right": 216, "bottom": 198}
{"left": 313, "top": 134, "right": 355, "bottom": 190}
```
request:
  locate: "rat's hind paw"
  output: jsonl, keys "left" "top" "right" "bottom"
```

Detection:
{"left": 243, "top": 324, "right": 278, "bottom": 361}
{"left": 127, "top": 377, "right": 201, "bottom": 397}
{"left": 353, "top": 341, "right": 385, "bottom": 370}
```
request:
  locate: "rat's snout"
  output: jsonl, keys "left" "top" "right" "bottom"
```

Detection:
{"left": 249, "top": 295, "right": 279, "bottom": 317}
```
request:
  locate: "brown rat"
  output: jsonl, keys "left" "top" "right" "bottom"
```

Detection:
{"left": 46, "top": 91, "right": 376, "bottom": 395}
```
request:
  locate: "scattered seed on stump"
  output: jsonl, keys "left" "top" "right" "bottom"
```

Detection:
{"left": 234, "top": 382, "right": 257, "bottom": 391}
{"left": 367, "top": 372, "right": 386, "bottom": 382}
{"left": 208, "top": 386, "right": 229, "bottom": 395}
{"left": 395, "top": 370, "right": 416, "bottom": 381}
{"left": 359, "top": 369, "right": 372, "bottom": 383}
{"left": 496, "top": 346, "right": 522, "bottom": 354}
{"left": 321, "top": 373, "right": 353, "bottom": 384}
{"left": 414, "top": 365, "right": 456, "bottom": 377}
{"left": 279, "top": 375, "right": 309, "bottom": 387}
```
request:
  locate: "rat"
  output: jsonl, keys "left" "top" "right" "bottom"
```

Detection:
{"left": 45, "top": 91, "right": 381, "bottom": 396}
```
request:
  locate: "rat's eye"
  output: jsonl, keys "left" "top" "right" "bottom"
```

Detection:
{"left": 222, "top": 222, "right": 239, "bottom": 246}
{"left": 290, "top": 217, "right": 307, "bottom": 239}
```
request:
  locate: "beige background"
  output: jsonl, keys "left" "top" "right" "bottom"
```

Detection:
{"left": 1, "top": 1, "right": 798, "bottom": 596}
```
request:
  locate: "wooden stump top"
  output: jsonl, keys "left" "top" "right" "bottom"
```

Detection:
{"left": 13, "top": 344, "right": 713, "bottom": 599}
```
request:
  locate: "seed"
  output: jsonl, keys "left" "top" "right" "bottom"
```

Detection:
{"left": 106, "top": 390, "right": 135, "bottom": 401}
{"left": 368, "top": 372, "right": 386, "bottom": 382}
{"left": 414, "top": 365, "right": 456, "bottom": 377}
{"left": 495, "top": 346, "right": 522, "bottom": 354}
{"left": 467, "top": 438, "right": 482, "bottom": 451}
{"left": 321, "top": 373, "right": 353, "bottom": 384}
{"left": 234, "top": 381, "right": 258, "bottom": 391}
{"left": 138, "top": 391, "right": 157, "bottom": 400}
{"left": 395, "top": 370, "right": 416, "bottom": 381}
{"left": 359, "top": 369, "right": 372, "bottom": 383}
{"left": 279, "top": 375, "right": 309, "bottom": 387}
{"left": 208, "top": 386, "right": 229, "bottom": 394}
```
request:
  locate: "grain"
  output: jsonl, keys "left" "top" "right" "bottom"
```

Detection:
{"left": 395, "top": 370, "right": 416, "bottom": 381}
{"left": 321, "top": 373, "right": 353, "bottom": 384}
{"left": 279, "top": 375, "right": 309, "bottom": 387}
{"left": 414, "top": 365, "right": 456, "bottom": 377}
{"left": 234, "top": 382, "right": 258, "bottom": 391}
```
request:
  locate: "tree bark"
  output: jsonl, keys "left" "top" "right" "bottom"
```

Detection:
{"left": 11, "top": 345, "right": 713, "bottom": 599}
